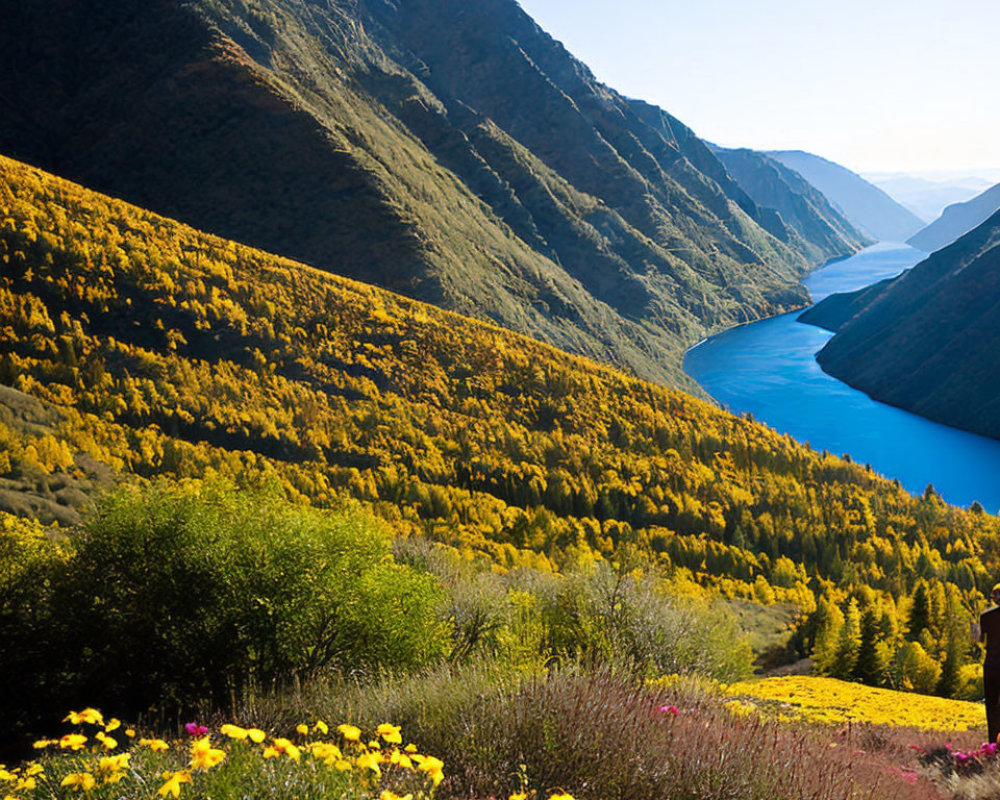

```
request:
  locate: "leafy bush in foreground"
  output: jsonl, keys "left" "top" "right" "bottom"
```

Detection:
{"left": 1, "top": 482, "right": 449, "bottom": 740}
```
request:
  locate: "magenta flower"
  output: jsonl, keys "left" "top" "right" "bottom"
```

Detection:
{"left": 185, "top": 722, "right": 209, "bottom": 737}
{"left": 656, "top": 705, "right": 679, "bottom": 716}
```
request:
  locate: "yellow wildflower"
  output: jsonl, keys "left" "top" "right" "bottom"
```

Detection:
{"left": 64, "top": 708, "right": 104, "bottom": 726}
{"left": 59, "top": 734, "right": 88, "bottom": 751}
{"left": 548, "top": 794, "right": 575, "bottom": 800}
{"left": 17, "top": 776, "right": 37, "bottom": 791}
{"left": 313, "top": 720, "right": 329, "bottom": 735}
{"left": 95, "top": 731, "right": 118, "bottom": 750}
{"left": 337, "top": 724, "right": 361, "bottom": 742}
{"left": 25, "top": 766, "right": 43, "bottom": 778}
{"left": 309, "top": 742, "right": 343, "bottom": 765}
{"left": 219, "top": 724, "right": 248, "bottom": 741}
{"left": 510, "top": 794, "right": 528, "bottom": 800}
{"left": 104, "top": 719, "right": 121, "bottom": 733}
{"left": 124, "top": 729, "right": 136, "bottom": 739}
{"left": 157, "top": 770, "right": 192, "bottom": 798}
{"left": 98, "top": 753, "right": 130, "bottom": 784}
{"left": 296, "top": 724, "right": 309, "bottom": 736}
{"left": 377, "top": 723, "right": 402, "bottom": 745}
{"left": 139, "top": 738, "right": 170, "bottom": 753}
{"left": 356, "top": 751, "right": 382, "bottom": 776}
{"left": 334, "top": 759, "right": 352, "bottom": 771}
{"left": 247, "top": 728, "right": 267, "bottom": 744}
{"left": 380, "top": 792, "right": 413, "bottom": 800}
{"left": 262, "top": 738, "right": 301, "bottom": 761}
{"left": 60, "top": 772, "right": 96, "bottom": 792}
{"left": 0, "top": 768, "right": 14, "bottom": 782}
{"left": 404, "top": 743, "right": 418, "bottom": 753}
{"left": 414, "top": 755, "right": 444, "bottom": 786}
{"left": 189, "top": 737, "right": 226, "bottom": 770}
{"left": 389, "top": 750, "right": 414, "bottom": 769}
{"left": 32, "top": 739, "right": 55, "bottom": 750}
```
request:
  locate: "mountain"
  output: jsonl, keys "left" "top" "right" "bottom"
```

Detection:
{"left": 3, "top": 150, "right": 996, "bottom": 604}
{"left": 767, "top": 151, "right": 924, "bottom": 242}
{"left": 713, "top": 147, "right": 872, "bottom": 264}
{"left": 866, "top": 173, "right": 992, "bottom": 223}
{"left": 0, "top": 0, "right": 849, "bottom": 390}
{"left": 803, "top": 211, "right": 1000, "bottom": 439}
{"left": 908, "top": 182, "right": 1000, "bottom": 253}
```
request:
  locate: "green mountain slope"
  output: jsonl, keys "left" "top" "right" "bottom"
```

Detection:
{"left": 0, "top": 0, "right": 839, "bottom": 387}
{"left": 806, "top": 213, "right": 1000, "bottom": 439}
{"left": 713, "top": 147, "right": 873, "bottom": 264}
{"left": 767, "top": 151, "right": 924, "bottom": 242}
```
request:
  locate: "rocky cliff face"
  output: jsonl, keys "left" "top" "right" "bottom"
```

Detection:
{"left": 806, "top": 213, "right": 1000, "bottom": 439}
{"left": 0, "top": 0, "right": 836, "bottom": 386}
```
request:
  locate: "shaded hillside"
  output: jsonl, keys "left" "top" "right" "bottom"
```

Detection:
{"left": 3, "top": 153, "right": 998, "bottom": 614}
{"left": 0, "top": 0, "right": 831, "bottom": 389}
{"left": 713, "top": 147, "right": 871, "bottom": 265}
{"left": 810, "top": 212, "right": 1000, "bottom": 439}
{"left": 908, "top": 182, "right": 1000, "bottom": 252}
{"left": 768, "top": 151, "right": 924, "bottom": 242}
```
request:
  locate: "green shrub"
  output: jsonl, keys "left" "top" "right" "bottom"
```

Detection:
{"left": 1, "top": 481, "right": 450, "bottom": 738}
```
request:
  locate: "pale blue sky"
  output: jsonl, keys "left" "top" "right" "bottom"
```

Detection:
{"left": 516, "top": 0, "right": 1000, "bottom": 174}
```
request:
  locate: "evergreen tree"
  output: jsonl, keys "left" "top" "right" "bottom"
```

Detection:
{"left": 909, "top": 582, "right": 930, "bottom": 639}
{"left": 853, "top": 608, "right": 882, "bottom": 685}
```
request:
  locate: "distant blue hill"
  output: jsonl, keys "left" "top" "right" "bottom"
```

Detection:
{"left": 908, "top": 182, "right": 1000, "bottom": 252}
{"left": 767, "top": 151, "right": 924, "bottom": 242}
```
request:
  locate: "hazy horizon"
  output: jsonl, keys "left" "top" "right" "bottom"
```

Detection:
{"left": 517, "top": 0, "right": 1000, "bottom": 178}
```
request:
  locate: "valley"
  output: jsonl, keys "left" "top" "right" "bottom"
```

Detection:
{"left": 685, "top": 242, "right": 1000, "bottom": 511}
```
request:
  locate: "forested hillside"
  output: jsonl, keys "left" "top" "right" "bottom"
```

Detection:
{"left": 2, "top": 154, "right": 997, "bottom": 696}
{"left": 0, "top": 0, "right": 862, "bottom": 388}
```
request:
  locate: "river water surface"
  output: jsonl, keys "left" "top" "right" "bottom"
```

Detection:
{"left": 684, "top": 242, "right": 1000, "bottom": 512}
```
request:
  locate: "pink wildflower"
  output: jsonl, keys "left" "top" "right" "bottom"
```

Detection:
{"left": 185, "top": 723, "right": 209, "bottom": 737}
{"left": 656, "top": 705, "right": 679, "bottom": 716}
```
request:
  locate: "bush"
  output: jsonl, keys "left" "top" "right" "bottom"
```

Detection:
{"left": 1, "top": 481, "right": 450, "bottom": 740}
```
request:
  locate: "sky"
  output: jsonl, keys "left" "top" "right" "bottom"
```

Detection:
{"left": 515, "top": 0, "right": 1000, "bottom": 176}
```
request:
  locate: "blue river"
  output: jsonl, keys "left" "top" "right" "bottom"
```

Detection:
{"left": 684, "top": 242, "right": 1000, "bottom": 512}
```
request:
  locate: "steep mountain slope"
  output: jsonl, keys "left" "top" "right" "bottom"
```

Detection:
{"left": 805, "top": 212, "right": 1000, "bottom": 439}
{"left": 713, "top": 147, "right": 872, "bottom": 265}
{"left": 3, "top": 152, "right": 997, "bottom": 606}
{"left": 908, "top": 182, "right": 1000, "bottom": 252}
{"left": 0, "top": 0, "right": 838, "bottom": 388}
{"left": 768, "top": 151, "right": 924, "bottom": 242}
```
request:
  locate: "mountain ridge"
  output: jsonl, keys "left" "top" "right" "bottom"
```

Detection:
{"left": 908, "top": 182, "right": 1000, "bottom": 253}
{"left": 0, "top": 0, "right": 862, "bottom": 388}
{"left": 804, "top": 212, "right": 1000, "bottom": 439}
{"left": 767, "top": 150, "right": 924, "bottom": 242}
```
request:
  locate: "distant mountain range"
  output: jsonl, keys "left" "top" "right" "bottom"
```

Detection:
{"left": 767, "top": 151, "right": 924, "bottom": 242}
{"left": 866, "top": 173, "right": 993, "bottom": 223}
{"left": 0, "top": 0, "right": 869, "bottom": 389}
{"left": 712, "top": 148, "right": 873, "bottom": 265}
{"left": 801, "top": 212, "right": 1000, "bottom": 439}
{"left": 908, "top": 182, "right": 1000, "bottom": 253}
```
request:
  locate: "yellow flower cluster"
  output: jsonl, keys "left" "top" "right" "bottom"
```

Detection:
{"left": 724, "top": 675, "right": 985, "bottom": 731}
{"left": 0, "top": 762, "right": 44, "bottom": 798}
{"left": 8, "top": 710, "right": 448, "bottom": 800}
